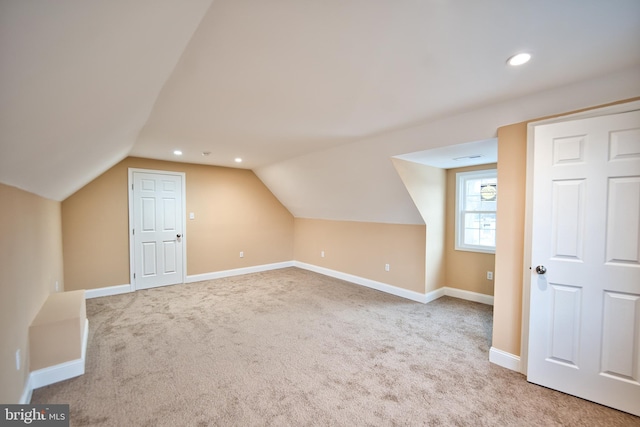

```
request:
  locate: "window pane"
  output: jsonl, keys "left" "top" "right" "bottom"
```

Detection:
{"left": 462, "top": 212, "right": 496, "bottom": 248}
{"left": 479, "top": 229, "right": 495, "bottom": 246}
{"left": 467, "top": 180, "right": 480, "bottom": 196}
{"left": 464, "top": 228, "right": 480, "bottom": 245}
{"left": 466, "top": 197, "right": 481, "bottom": 211}
{"left": 480, "top": 213, "right": 496, "bottom": 230}
{"left": 464, "top": 177, "right": 498, "bottom": 212}
{"left": 480, "top": 199, "right": 497, "bottom": 211}
{"left": 464, "top": 213, "right": 480, "bottom": 228}
{"left": 457, "top": 169, "right": 497, "bottom": 252}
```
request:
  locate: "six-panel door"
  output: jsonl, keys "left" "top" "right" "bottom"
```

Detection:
{"left": 133, "top": 172, "right": 184, "bottom": 290}
{"left": 528, "top": 110, "right": 640, "bottom": 416}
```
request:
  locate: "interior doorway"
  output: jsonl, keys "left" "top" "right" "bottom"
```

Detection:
{"left": 128, "top": 168, "right": 186, "bottom": 290}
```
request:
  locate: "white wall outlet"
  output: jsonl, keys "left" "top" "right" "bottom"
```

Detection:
{"left": 240, "top": 251, "right": 244, "bottom": 258}
{"left": 385, "top": 264, "right": 390, "bottom": 272}
{"left": 321, "top": 251, "right": 325, "bottom": 258}
{"left": 15, "top": 349, "right": 20, "bottom": 371}
{"left": 487, "top": 271, "right": 493, "bottom": 280}
{"left": 189, "top": 212, "right": 195, "bottom": 220}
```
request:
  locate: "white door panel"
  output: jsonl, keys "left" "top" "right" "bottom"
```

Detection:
{"left": 528, "top": 109, "right": 640, "bottom": 416}
{"left": 131, "top": 171, "right": 185, "bottom": 290}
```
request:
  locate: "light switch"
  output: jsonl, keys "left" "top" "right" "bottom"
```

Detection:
{"left": 189, "top": 212, "right": 195, "bottom": 220}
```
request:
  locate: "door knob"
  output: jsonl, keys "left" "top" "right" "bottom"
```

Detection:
{"left": 535, "top": 265, "right": 547, "bottom": 274}
{"left": 176, "top": 234, "right": 182, "bottom": 238}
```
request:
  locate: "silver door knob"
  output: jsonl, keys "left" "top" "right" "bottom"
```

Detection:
{"left": 535, "top": 265, "right": 547, "bottom": 274}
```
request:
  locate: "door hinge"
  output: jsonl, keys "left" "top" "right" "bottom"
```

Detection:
{"left": 131, "top": 184, "right": 134, "bottom": 190}
{"left": 133, "top": 273, "right": 136, "bottom": 279}
{"left": 132, "top": 229, "right": 135, "bottom": 235}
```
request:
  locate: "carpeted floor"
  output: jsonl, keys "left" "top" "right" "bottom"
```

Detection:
{"left": 32, "top": 268, "right": 639, "bottom": 426}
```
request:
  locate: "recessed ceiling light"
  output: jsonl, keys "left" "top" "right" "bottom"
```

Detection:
{"left": 173, "top": 150, "right": 183, "bottom": 155}
{"left": 234, "top": 158, "right": 243, "bottom": 163}
{"left": 507, "top": 53, "right": 531, "bottom": 66}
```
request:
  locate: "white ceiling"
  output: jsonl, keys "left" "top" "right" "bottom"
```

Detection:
{"left": 1, "top": 1, "right": 639, "bottom": 223}
{"left": 132, "top": 0, "right": 640, "bottom": 169}
{"left": 394, "top": 139, "right": 498, "bottom": 169}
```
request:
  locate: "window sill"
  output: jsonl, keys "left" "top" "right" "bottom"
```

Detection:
{"left": 454, "top": 246, "right": 496, "bottom": 255}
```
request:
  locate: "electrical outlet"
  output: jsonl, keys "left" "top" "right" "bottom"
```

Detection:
{"left": 321, "top": 251, "right": 325, "bottom": 258}
{"left": 15, "top": 349, "right": 20, "bottom": 371}
{"left": 239, "top": 251, "right": 244, "bottom": 258}
{"left": 487, "top": 271, "right": 493, "bottom": 280}
{"left": 385, "top": 264, "right": 390, "bottom": 272}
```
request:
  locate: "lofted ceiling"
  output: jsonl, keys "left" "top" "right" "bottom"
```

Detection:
{"left": 1, "top": 1, "right": 639, "bottom": 223}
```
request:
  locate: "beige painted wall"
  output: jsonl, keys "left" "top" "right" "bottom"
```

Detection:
{"left": 491, "top": 97, "right": 640, "bottom": 358}
{"left": 294, "top": 218, "right": 426, "bottom": 293}
{"left": 493, "top": 126, "right": 527, "bottom": 356}
{"left": 444, "top": 164, "right": 496, "bottom": 296}
{"left": 391, "top": 159, "right": 446, "bottom": 293}
{"left": 62, "top": 157, "right": 294, "bottom": 290}
{"left": 29, "top": 290, "right": 86, "bottom": 371}
{"left": 391, "top": 159, "right": 496, "bottom": 296}
{"left": 0, "top": 184, "right": 63, "bottom": 403}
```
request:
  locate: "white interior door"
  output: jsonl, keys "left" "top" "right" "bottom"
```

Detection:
{"left": 131, "top": 170, "right": 185, "bottom": 290}
{"left": 528, "top": 109, "right": 640, "bottom": 415}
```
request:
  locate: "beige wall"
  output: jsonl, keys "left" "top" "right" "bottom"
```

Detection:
{"left": 29, "top": 290, "right": 86, "bottom": 371}
{"left": 444, "top": 164, "right": 497, "bottom": 296}
{"left": 0, "top": 184, "right": 63, "bottom": 403}
{"left": 62, "top": 157, "right": 294, "bottom": 290}
{"left": 294, "top": 218, "right": 426, "bottom": 293}
{"left": 493, "top": 126, "right": 527, "bottom": 356}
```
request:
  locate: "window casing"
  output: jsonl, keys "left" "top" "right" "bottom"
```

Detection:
{"left": 455, "top": 169, "right": 497, "bottom": 253}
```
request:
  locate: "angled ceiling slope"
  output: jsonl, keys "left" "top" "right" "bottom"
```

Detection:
{"left": 0, "top": 0, "right": 213, "bottom": 201}
{"left": 133, "top": 0, "right": 640, "bottom": 169}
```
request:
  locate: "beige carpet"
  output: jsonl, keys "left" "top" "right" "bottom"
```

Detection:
{"left": 32, "top": 268, "right": 639, "bottom": 426}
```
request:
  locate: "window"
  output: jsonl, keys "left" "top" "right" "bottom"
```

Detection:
{"left": 455, "top": 169, "right": 497, "bottom": 253}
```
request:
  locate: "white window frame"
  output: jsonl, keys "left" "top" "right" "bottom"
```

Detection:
{"left": 455, "top": 169, "right": 497, "bottom": 254}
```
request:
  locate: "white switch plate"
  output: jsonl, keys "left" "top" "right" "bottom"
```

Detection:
{"left": 385, "top": 264, "right": 390, "bottom": 272}
{"left": 487, "top": 271, "right": 493, "bottom": 280}
{"left": 321, "top": 251, "right": 325, "bottom": 258}
{"left": 189, "top": 212, "right": 195, "bottom": 220}
{"left": 240, "top": 251, "right": 244, "bottom": 258}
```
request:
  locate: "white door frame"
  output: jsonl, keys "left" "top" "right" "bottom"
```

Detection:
{"left": 128, "top": 168, "right": 187, "bottom": 291}
{"left": 521, "top": 100, "right": 640, "bottom": 375}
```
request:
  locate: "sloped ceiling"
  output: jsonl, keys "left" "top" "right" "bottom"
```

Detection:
{"left": 0, "top": 0, "right": 213, "bottom": 200}
{"left": 2, "top": 1, "right": 640, "bottom": 223}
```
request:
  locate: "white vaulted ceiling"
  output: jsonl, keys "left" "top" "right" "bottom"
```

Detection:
{"left": 0, "top": 0, "right": 214, "bottom": 200}
{"left": 1, "top": 1, "right": 640, "bottom": 223}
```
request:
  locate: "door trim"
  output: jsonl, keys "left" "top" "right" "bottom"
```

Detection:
{"left": 128, "top": 168, "right": 187, "bottom": 291}
{"left": 521, "top": 100, "right": 640, "bottom": 375}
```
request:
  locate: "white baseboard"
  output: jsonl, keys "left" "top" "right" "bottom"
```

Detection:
{"left": 85, "top": 284, "right": 132, "bottom": 299}
{"left": 186, "top": 261, "right": 295, "bottom": 283}
{"left": 424, "top": 287, "right": 446, "bottom": 303}
{"left": 19, "top": 375, "right": 32, "bottom": 404}
{"left": 83, "top": 269, "right": 494, "bottom": 308}
{"left": 489, "top": 346, "right": 522, "bottom": 372}
{"left": 293, "top": 262, "right": 495, "bottom": 307}
{"left": 443, "top": 287, "right": 494, "bottom": 306}
{"left": 294, "top": 261, "right": 429, "bottom": 304}
{"left": 29, "top": 318, "right": 89, "bottom": 392}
